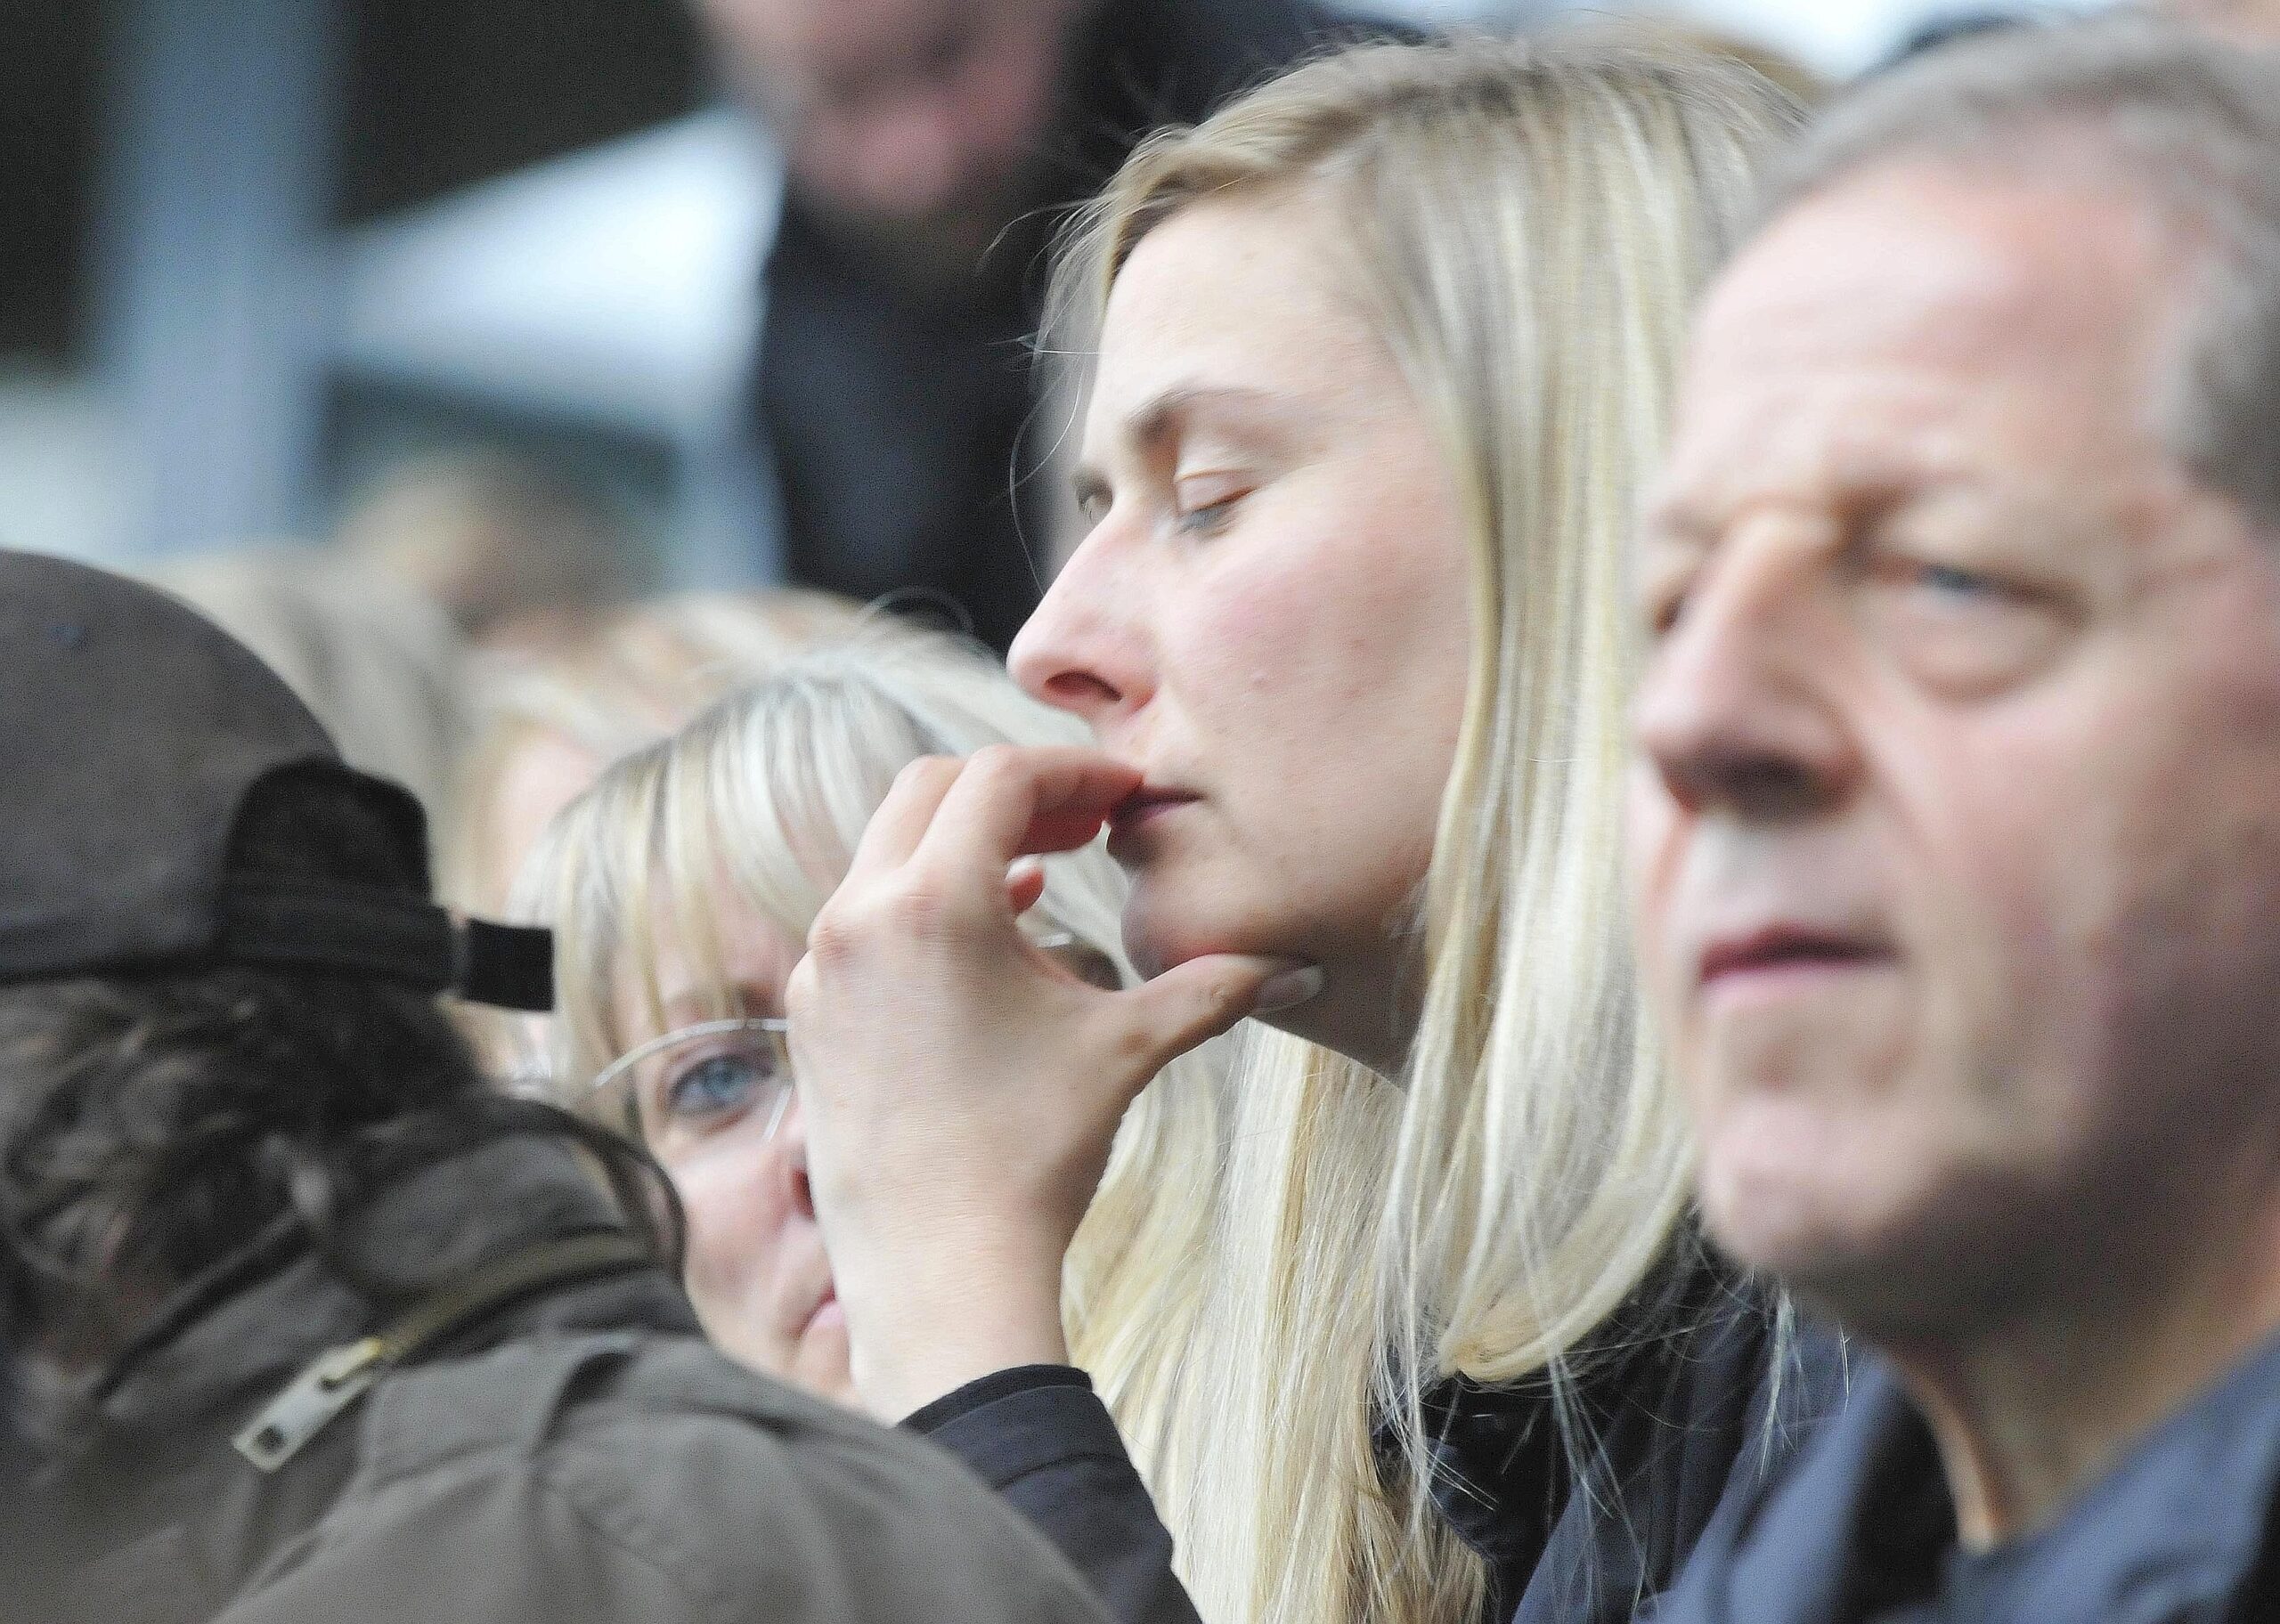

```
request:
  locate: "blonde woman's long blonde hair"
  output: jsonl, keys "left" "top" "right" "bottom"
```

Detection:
{"left": 513, "top": 623, "right": 1224, "bottom": 1438}
{"left": 1045, "top": 34, "right": 1800, "bottom": 1624}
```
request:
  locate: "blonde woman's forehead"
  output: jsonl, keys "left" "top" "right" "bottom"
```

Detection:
{"left": 1087, "top": 199, "right": 1390, "bottom": 443}
{"left": 621, "top": 887, "right": 809, "bottom": 1036}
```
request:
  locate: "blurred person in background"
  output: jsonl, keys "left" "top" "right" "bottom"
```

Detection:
{"left": 448, "top": 588, "right": 866, "bottom": 917}
{"left": 707, "top": 0, "right": 1399, "bottom": 649}
{"left": 1633, "top": 23, "right": 2280, "bottom": 1624}
{"left": 336, "top": 451, "right": 647, "bottom": 654}
{"left": 2162, "top": 0, "right": 2280, "bottom": 45}
{"left": 779, "top": 37, "right": 1824, "bottom": 1624}
{"left": 0, "top": 551, "right": 1115, "bottom": 1624}
{"left": 152, "top": 546, "right": 468, "bottom": 824}
{"left": 513, "top": 627, "right": 1223, "bottom": 1425}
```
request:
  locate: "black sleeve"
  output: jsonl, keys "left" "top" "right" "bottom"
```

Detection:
{"left": 907, "top": 1367, "right": 1203, "bottom": 1624}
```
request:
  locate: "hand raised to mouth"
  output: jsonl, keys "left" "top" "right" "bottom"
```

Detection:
{"left": 784, "top": 743, "right": 1314, "bottom": 1422}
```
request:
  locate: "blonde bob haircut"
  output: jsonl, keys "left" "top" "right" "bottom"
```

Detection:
{"left": 512, "top": 623, "right": 1226, "bottom": 1439}
{"left": 1044, "top": 34, "right": 1800, "bottom": 1624}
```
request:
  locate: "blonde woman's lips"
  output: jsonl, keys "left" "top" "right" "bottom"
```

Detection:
{"left": 1107, "top": 786, "right": 1200, "bottom": 844}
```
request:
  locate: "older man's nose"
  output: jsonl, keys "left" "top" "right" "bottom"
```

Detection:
{"left": 1633, "top": 546, "right": 1860, "bottom": 823}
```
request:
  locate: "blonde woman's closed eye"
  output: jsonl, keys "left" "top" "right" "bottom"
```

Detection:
{"left": 1172, "top": 474, "right": 1255, "bottom": 538}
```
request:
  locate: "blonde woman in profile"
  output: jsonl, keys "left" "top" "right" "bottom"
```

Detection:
{"left": 509, "top": 626, "right": 1223, "bottom": 1420}
{"left": 781, "top": 35, "right": 1840, "bottom": 1624}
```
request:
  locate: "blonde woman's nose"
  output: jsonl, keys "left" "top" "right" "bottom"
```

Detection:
{"left": 1010, "top": 545, "right": 1151, "bottom": 727}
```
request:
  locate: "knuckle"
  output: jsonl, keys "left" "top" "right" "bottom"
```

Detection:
{"left": 965, "top": 742, "right": 1021, "bottom": 779}
{"left": 895, "top": 755, "right": 958, "bottom": 793}
{"left": 805, "top": 908, "right": 864, "bottom": 965}
{"left": 1207, "top": 976, "right": 1250, "bottom": 1017}
{"left": 1107, "top": 1018, "right": 1158, "bottom": 1071}
{"left": 1186, "top": 973, "right": 1250, "bottom": 1033}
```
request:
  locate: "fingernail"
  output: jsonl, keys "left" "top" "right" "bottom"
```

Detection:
{"left": 1254, "top": 965, "right": 1324, "bottom": 1013}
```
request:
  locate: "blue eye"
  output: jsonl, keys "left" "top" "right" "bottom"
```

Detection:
{"left": 662, "top": 1048, "right": 784, "bottom": 1123}
{"left": 1917, "top": 562, "right": 1997, "bottom": 597}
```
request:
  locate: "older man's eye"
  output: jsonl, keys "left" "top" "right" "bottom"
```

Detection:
{"left": 1914, "top": 562, "right": 2003, "bottom": 598}
{"left": 1869, "top": 549, "right": 2071, "bottom": 696}
{"left": 1866, "top": 549, "right": 2014, "bottom": 607}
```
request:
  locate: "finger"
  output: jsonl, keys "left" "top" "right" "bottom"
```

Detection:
{"left": 1005, "top": 857, "right": 1048, "bottom": 916}
{"left": 920, "top": 745, "right": 1141, "bottom": 869}
{"left": 1113, "top": 955, "right": 1323, "bottom": 1073}
{"left": 844, "top": 756, "right": 964, "bottom": 880}
{"left": 1026, "top": 808, "right": 1115, "bottom": 855}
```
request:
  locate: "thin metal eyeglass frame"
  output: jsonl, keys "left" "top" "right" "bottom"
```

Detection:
{"left": 582, "top": 930, "right": 1105, "bottom": 1112}
{"left": 588, "top": 1016, "right": 793, "bottom": 1116}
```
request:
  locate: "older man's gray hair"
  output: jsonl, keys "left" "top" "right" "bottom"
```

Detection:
{"left": 1757, "top": 20, "right": 2280, "bottom": 530}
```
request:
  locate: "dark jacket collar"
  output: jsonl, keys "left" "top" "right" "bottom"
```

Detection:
{"left": 83, "top": 1135, "right": 693, "bottom": 1447}
{"left": 1387, "top": 1243, "right": 1846, "bottom": 1623}
{"left": 1673, "top": 1331, "right": 2280, "bottom": 1624}
{"left": 12, "top": 1135, "right": 697, "bottom": 1619}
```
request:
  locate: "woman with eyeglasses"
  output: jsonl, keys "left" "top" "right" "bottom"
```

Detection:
{"left": 509, "top": 623, "right": 1222, "bottom": 1411}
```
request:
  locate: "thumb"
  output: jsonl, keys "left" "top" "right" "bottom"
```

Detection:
{"left": 1117, "top": 954, "right": 1323, "bottom": 1069}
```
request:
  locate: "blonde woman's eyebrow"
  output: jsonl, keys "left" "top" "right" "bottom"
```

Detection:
{"left": 1126, "top": 384, "right": 1307, "bottom": 453}
{"left": 1072, "top": 385, "right": 1309, "bottom": 509}
{"left": 656, "top": 984, "right": 775, "bottom": 1029}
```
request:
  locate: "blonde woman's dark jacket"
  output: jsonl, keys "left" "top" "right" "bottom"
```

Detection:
{"left": 6, "top": 1138, "right": 1114, "bottom": 1624}
{"left": 908, "top": 1246, "right": 1849, "bottom": 1624}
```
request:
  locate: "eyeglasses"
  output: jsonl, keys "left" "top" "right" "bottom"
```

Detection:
{"left": 586, "top": 932, "right": 1120, "bottom": 1137}
{"left": 590, "top": 1016, "right": 795, "bottom": 1140}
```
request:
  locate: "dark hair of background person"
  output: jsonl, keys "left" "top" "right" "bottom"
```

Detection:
{"left": 1877, "top": 11, "right": 2028, "bottom": 72}
{"left": 0, "top": 769, "right": 680, "bottom": 1449}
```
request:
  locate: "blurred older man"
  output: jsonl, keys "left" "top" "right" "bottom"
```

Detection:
{"left": 1631, "top": 22, "right": 2280, "bottom": 1623}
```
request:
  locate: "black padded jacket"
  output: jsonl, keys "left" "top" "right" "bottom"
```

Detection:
{"left": 910, "top": 1246, "right": 1850, "bottom": 1624}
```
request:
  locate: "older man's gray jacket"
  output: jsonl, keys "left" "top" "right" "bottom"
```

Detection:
{"left": 5, "top": 1138, "right": 1114, "bottom": 1624}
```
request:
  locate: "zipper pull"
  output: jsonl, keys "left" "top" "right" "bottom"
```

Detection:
{"left": 232, "top": 1336, "right": 387, "bottom": 1472}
